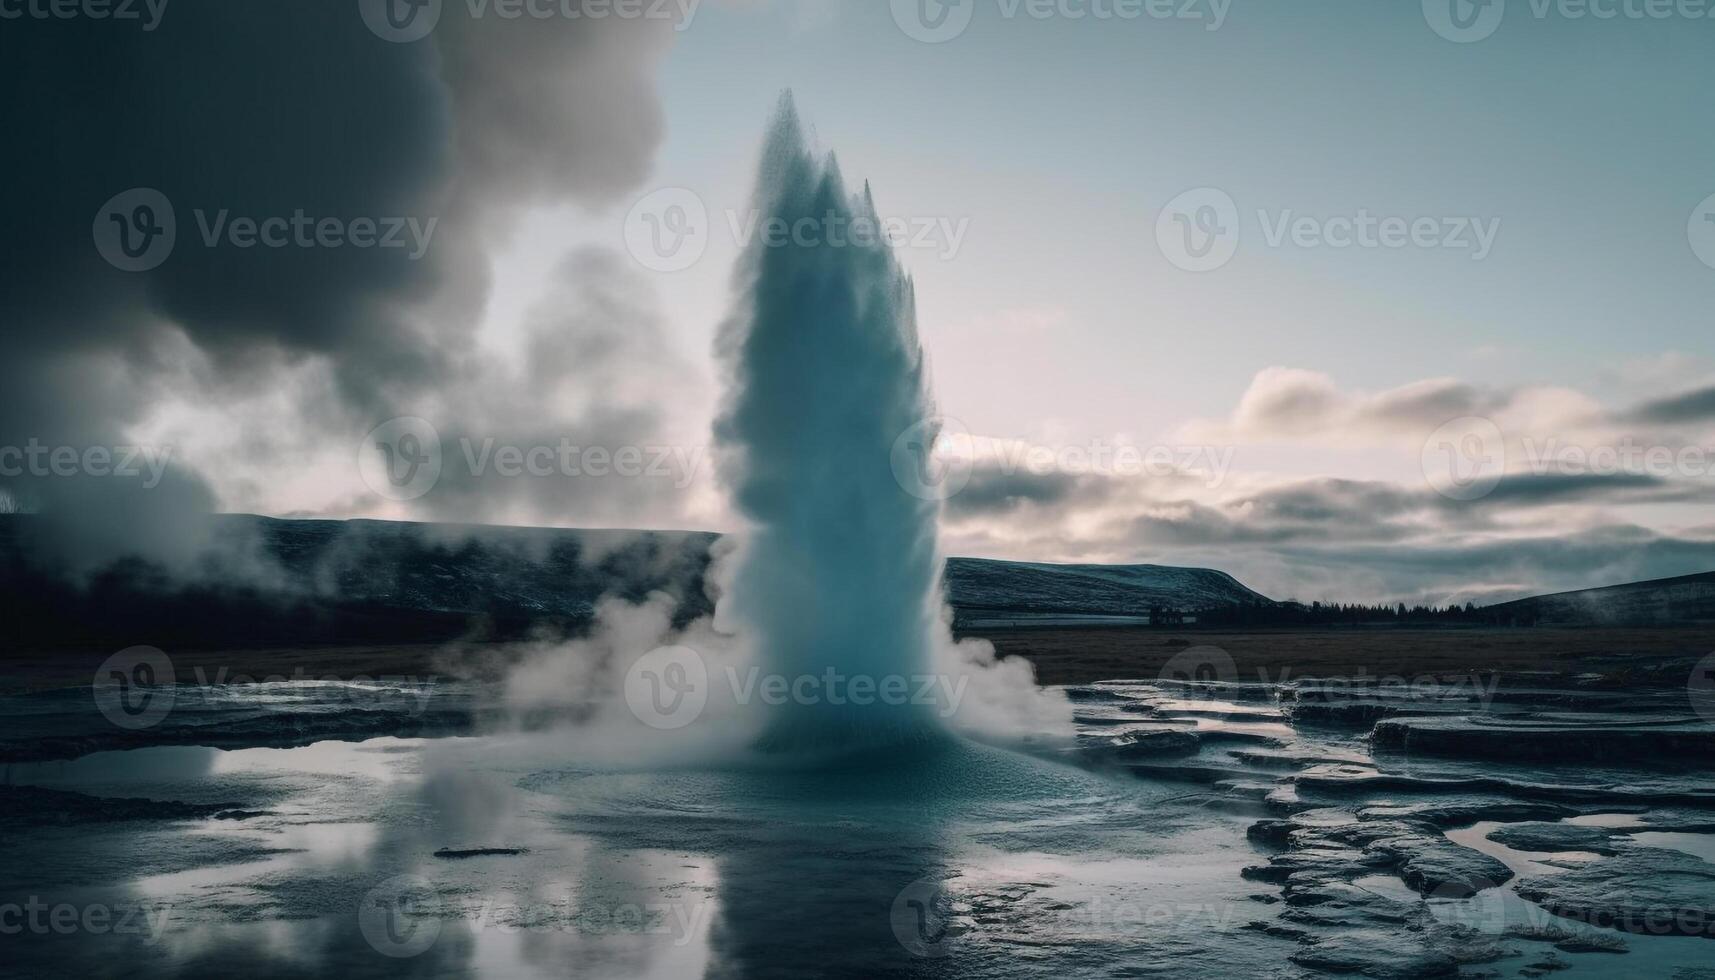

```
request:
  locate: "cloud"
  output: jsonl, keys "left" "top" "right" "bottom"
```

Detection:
{"left": 1049, "top": 488, "right": 1715, "bottom": 606}
{"left": 1623, "top": 385, "right": 1715, "bottom": 426}
{"left": 1196, "top": 365, "right": 1715, "bottom": 453}
{"left": 1206, "top": 368, "right": 1510, "bottom": 443}
{"left": 944, "top": 464, "right": 1112, "bottom": 518}
{"left": 916, "top": 362, "right": 1715, "bottom": 604}
{"left": 1248, "top": 528, "right": 1715, "bottom": 607}
{"left": 1474, "top": 471, "right": 1686, "bottom": 506}
{"left": 0, "top": 2, "right": 681, "bottom": 575}
{"left": 937, "top": 409, "right": 1715, "bottom": 606}
{"left": 1185, "top": 367, "right": 1607, "bottom": 449}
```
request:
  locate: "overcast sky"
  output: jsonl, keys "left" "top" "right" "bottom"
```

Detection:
{"left": 4, "top": 0, "right": 1713, "bottom": 604}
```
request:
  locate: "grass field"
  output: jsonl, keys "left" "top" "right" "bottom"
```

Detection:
{"left": 970, "top": 625, "right": 1715, "bottom": 687}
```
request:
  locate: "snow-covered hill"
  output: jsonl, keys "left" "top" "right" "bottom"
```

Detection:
{"left": 944, "top": 559, "right": 1269, "bottom": 619}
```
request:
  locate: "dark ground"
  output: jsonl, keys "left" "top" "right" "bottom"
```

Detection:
{"left": 3, "top": 626, "right": 1711, "bottom": 693}
{"left": 979, "top": 625, "right": 1715, "bottom": 687}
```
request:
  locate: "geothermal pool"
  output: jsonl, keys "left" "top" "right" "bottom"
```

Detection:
{"left": 4, "top": 676, "right": 1712, "bottom": 980}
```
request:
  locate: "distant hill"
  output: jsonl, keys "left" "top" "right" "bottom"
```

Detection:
{"left": 944, "top": 560, "right": 1268, "bottom": 626}
{"left": 1480, "top": 570, "right": 1715, "bottom": 627}
{"left": 0, "top": 515, "right": 1271, "bottom": 651}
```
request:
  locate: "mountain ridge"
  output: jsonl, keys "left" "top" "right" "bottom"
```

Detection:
{"left": 0, "top": 514, "right": 1269, "bottom": 649}
{"left": 1480, "top": 569, "right": 1715, "bottom": 626}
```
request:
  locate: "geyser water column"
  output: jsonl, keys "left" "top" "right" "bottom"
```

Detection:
{"left": 713, "top": 97, "right": 946, "bottom": 750}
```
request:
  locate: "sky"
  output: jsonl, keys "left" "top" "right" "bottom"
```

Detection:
{"left": 3, "top": 0, "right": 1714, "bottom": 604}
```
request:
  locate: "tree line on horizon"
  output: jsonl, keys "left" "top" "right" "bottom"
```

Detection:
{"left": 1185, "top": 600, "right": 1540, "bottom": 628}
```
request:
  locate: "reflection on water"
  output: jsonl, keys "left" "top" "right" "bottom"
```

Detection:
{"left": 1562, "top": 813, "right": 1648, "bottom": 829}
{"left": 1445, "top": 822, "right": 1604, "bottom": 879}
{"left": 130, "top": 823, "right": 383, "bottom": 900}
{"left": 0, "top": 734, "right": 1284, "bottom": 980}
{"left": 1628, "top": 831, "right": 1715, "bottom": 864}
{"left": 1434, "top": 817, "right": 1715, "bottom": 979}
{"left": 7, "top": 738, "right": 430, "bottom": 789}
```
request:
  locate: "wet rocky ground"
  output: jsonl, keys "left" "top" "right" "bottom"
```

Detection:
{"left": 1069, "top": 666, "right": 1715, "bottom": 978}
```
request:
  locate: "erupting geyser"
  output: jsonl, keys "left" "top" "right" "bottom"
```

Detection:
{"left": 713, "top": 96, "right": 947, "bottom": 750}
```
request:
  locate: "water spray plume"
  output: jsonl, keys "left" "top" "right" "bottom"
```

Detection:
{"left": 713, "top": 94, "right": 948, "bottom": 751}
